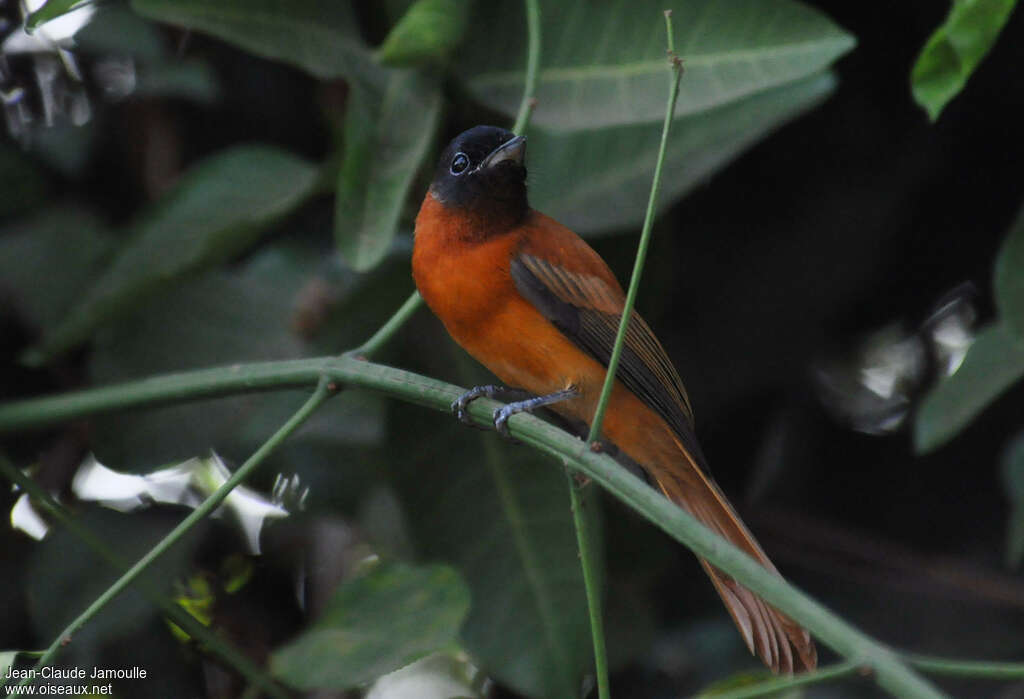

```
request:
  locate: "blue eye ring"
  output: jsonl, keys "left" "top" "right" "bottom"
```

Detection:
{"left": 450, "top": 152, "right": 470, "bottom": 175}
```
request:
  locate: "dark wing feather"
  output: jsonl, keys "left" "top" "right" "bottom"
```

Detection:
{"left": 510, "top": 253, "right": 704, "bottom": 462}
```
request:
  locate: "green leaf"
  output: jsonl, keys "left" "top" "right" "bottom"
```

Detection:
{"left": 914, "top": 323, "right": 1024, "bottom": 453}
{"left": 377, "top": 0, "right": 471, "bottom": 67}
{"left": 26, "top": 0, "right": 95, "bottom": 30}
{"left": 389, "top": 415, "right": 594, "bottom": 698}
{"left": 24, "top": 145, "right": 318, "bottom": 364}
{"left": 1001, "top": 433, "right": 1024, "bottom": 567}
{"left": 131, "top": 0, "right": 371, "bottom": 79}
{"left": 529, "top": 72, "right": 836, "bottom": 235}
{"left": 0, "top": 146, "right": 50, "bottom": 218}
{"left": 910, "top": 0, "right": 1017, "bottom": 121}
{"left": 271, "top": 562, "right": 470, "bottom": 689}
{"left": 0, "top": 207, "right": 113, "bottom": 330}
{"left": 995, "top": 203, "right": 1024, "bottom": 338}
{"left": 335, "top": 71, "right": 441, "bottom": 271}
{"left": 459, "top": 0, "right": 854, "bottom": 131}
{"left": 85, "top": 245, "right": 388, "bottom": 472}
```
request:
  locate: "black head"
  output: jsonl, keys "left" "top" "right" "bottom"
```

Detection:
{"left": 430, "top": 125, "right": 528, "bottom": 228}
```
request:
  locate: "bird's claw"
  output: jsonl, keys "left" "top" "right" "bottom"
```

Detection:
{"left": 451, "top": 385, "right": 503, "bottom": 429}
{"left": 493, "top": 405, "right": 523, "bottom": 443}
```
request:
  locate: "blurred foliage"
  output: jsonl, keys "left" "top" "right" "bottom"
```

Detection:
{"left": 271, "top": 561, "right": 470, "bottom": 689}
{"left": 3, "top": 0, "right": 1024, "bottom": 697}
{"left": 910, "top": 0, "right": 1017, "bottom": 120}
{"left": 1003, "top": 433, "right": 1024, "bottom": 568}
{"left": 377, "top": 0, "right": 471, "bottom": 67}
{"left": 916, "top": 207, "right": 1024, "bottom": 452}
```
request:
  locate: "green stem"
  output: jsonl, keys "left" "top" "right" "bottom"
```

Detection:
{"left": 702, "top": 659, "right": 862, "bottom": 699}
{"left": 13, "top": 379, "right": 332, "bottom": 688}
{"left": 0, "top": 455, "right": 289, "bottom": 699}
{"left": 566, "top": 474, "right": 609, "bottom": 699}
{"left": 906, "top": 654, "right": 1024, "bottom": 679}
{"left": 512, "top": 0, "right": 541, "bottom": 136}
{"left": 586, "top": 11, "right": 682, "bottom": 445}
{"left": 0, "top": 357, "right": 325, "bottom": 434}
{"left": 0, "top": 363, "right": 947, "bottom": 696}
{"left": 352, "top": 290, "right": 423, "bottom": 359}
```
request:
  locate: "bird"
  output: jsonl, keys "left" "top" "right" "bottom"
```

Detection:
{"left": 411, "top": 125, "right": 816, "bottom": 674}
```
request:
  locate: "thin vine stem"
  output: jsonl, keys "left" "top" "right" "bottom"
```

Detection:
{"left": 702, "top": 659, "right": 863, "bottom": 698}
{"left": 905, "top": 655, "right": 1024, "bottom": 679}
{"left": 586, "top": 11, "right": 683, "bottom": 445}
{"left": 566, "top": 471, "right": 609, "bottom": 699}
{"left": 0, "top": 455, "right": 289, "bottom": 699}
{"left": 13, "top": 378, "right": 333, "bottom": 688}
{"left": 512, "top": 0, "right": 542, "bottom": 135}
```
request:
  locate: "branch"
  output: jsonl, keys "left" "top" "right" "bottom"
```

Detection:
{"left": 0, "top": 355, "right": 947, "bottom": 696}
{"left": 586, "top": 9, "right": 683, "bottom": 445}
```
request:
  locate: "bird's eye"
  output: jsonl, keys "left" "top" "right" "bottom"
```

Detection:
{"left": 450, "top": 152, "right": 470, "bottom": 175}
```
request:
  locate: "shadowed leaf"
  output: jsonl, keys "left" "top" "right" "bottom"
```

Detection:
{"left": 335, "top": 71, "right": 441, "bottom": 271}
{"left": 1001, "top": 432, "right": 1024, "bottom": 568}
{"left": 915, "top": 323, "right": 1024, "bottom": 453}
{"left": 271, "top": 561, "right": 470, "bottom": 689}
{"left": 389, "top": 414, "right": 595, "bottom": 698}
{"left": 528, "top": 72, "right": 836, "bottom": 235}
{"left": 25, "top": 145, "right": 318, "bottom": 364}
{"left": 995, "top": 203, "right": 1024, "bottom": 338}
{"left": 459, "top": 0, "right": 853, "bottom": 131}
{"left": 131, "top": 0, "right": 370, "bottom": 79}
{"left": 377, "top": 0, "right": 471, "bottom": 67}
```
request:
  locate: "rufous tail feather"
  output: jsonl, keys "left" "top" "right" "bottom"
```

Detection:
{"left": 655, "top": 444, "right": 817, "bottom": 674}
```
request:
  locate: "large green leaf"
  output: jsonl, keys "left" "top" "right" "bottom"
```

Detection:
{"left": 910, "top": 0, "right": 1017, "bottom": 121}
{"left": 335, "top": 71, "right": 442, "bottom": 271}
{"left": 271, "top": 561, "right": 470, "bottom": 689}
{"left": 25, "top": 145, "right": 318, "bottom": 364}
{"left": 459, "top": 0, "right": 854, "bottom": 131}
{"left": 389, "top": 413, "right": 594, "bottom": 698}
{"left": 377, "top": 0, "right": 472, "bottom": 67}
{"left": 131, "top": 0, "right": 370, "bottom": 80}
{"left": 914, "top": 323, "right": 1024, "bottom": 453}
{"left": 86, "top": 245, "right": 388, "bottom": 475}
{"left": 528, "top": 72, "right": 836, "bottom": 235}
{"left": 995, "top": 203, "right": 1024, "bottom": 338}
{"left": 0, "top": 146, "right": 50, "bottom": 218}
{"left": 0, "top": 207, "right": 113, "bottom": 330}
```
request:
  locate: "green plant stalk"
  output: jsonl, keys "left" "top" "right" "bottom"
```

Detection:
{"left": 906, "top": 655, "right": 1024, "bottom": 679}
{"left": 352, "top": 289, "right": 423, "bottom": 359}
{"left": 0, "top": 357, "right": 946, "bottom": 697}
{"left": 701, "top": 659, "right": 861, "bottom": 699}
{"left": 586, "top": 11, "right": 682, "bottom": 446}
{"left": 565, "top": 473, "right": 609, "bottom": 698}
{"left": 569, "top": 11, "right": 684, "bottom": 698}
{"left": 0, "top": 455, "right": 289, "bottom": 699}
{"left": 512, "top": 0, "right": 541, "bottom": 136}
{"left": 12, "top": 379, "right": 332, "bottom": 688}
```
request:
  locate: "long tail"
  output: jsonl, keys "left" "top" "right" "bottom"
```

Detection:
{"left": 655, "top": 440, "right": 817, "bottom": 674}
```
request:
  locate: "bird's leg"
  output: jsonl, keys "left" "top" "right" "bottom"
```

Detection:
{"left": 494, "top": 387, "right": 579, "bottom": 438}
{"left": 451, "top": 385, "right": 533, "bottom": 426}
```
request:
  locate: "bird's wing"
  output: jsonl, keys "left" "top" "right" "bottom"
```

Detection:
{"left": 511, "top": 250, "right": 817, "bottom": 673}
{"left": 510, "top": 252, "right": 701, "bottom": 452}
